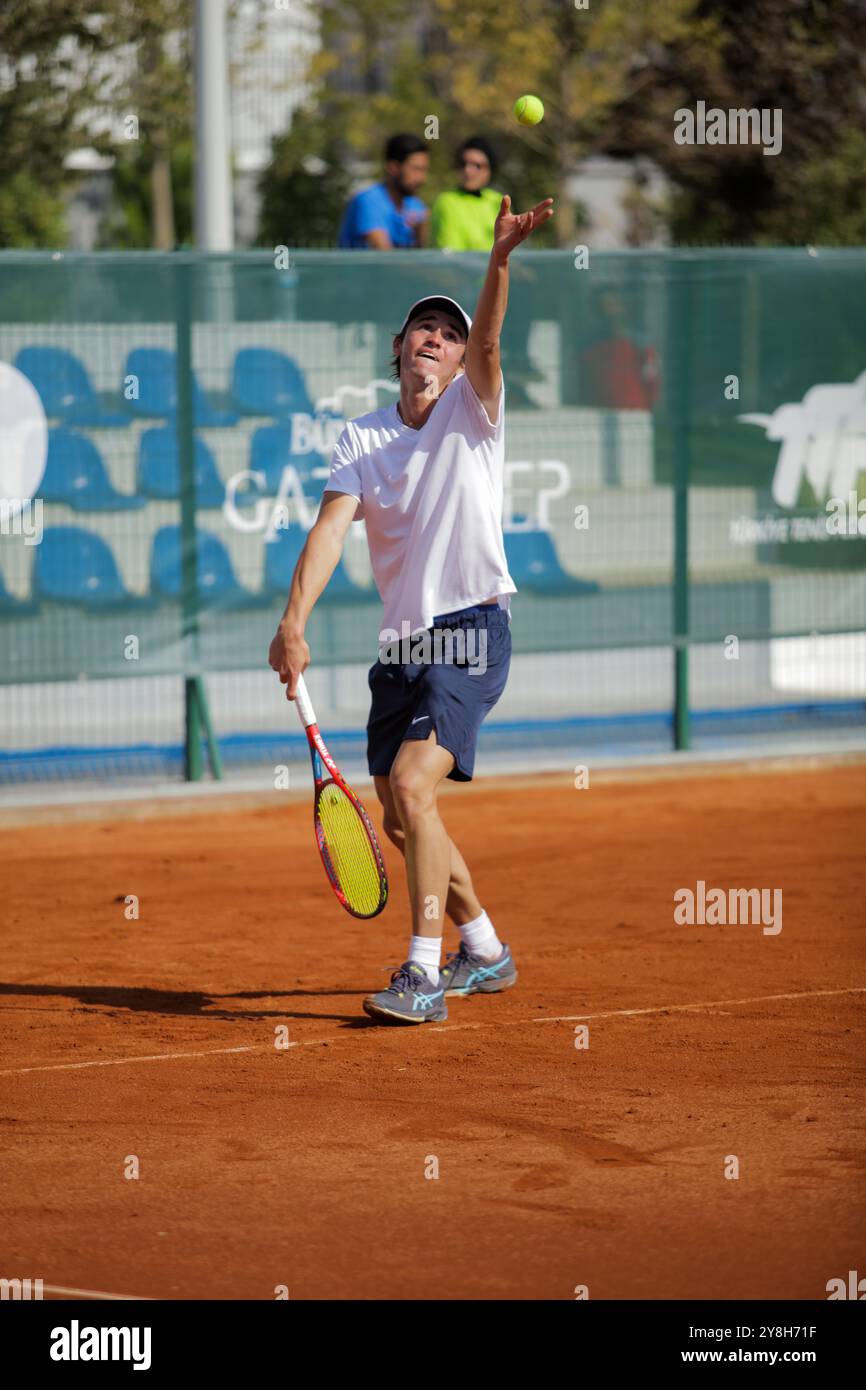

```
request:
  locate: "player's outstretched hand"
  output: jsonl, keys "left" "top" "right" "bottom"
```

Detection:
{"left": 492, "top": 195, "right": 554, "bottom": 261}
{"left": 268, "top": 626, "right": 310, "bottom": 700}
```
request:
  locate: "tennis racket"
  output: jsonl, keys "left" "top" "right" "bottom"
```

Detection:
{"left": 293, "top": 672, "right": 388, "bottom": 919}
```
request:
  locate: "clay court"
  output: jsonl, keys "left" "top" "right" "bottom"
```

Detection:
{"left": 2, "top": 757, "right": 865, "bottom": 1301}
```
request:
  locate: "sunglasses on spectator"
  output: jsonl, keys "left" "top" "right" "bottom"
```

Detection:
{"left": 460, "top": 158, "right": 489, "bottom": 169}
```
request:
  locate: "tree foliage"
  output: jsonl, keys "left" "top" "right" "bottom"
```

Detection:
{"left": 0, "top": 0, "right": 103, "bottom": 246}
{"left": 264, "top": 0, "right": 866, "bottom": 247}
{"left": 2, "top": 0, "right": 864, "bottom": 248}
{"left": 91, "top": 0, "right": 194, "bottom": 248}
{"left": 256, "top": 107, "right": 352, "bottom": 250}
{"left": 269, "top": 0, "right": 715, "bottom": 247}
{"left": 611, "top": 0, "right": 866, "bottom": 244}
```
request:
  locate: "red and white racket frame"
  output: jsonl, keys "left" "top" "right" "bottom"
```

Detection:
{"left": 294, "top": 673, "right": 388, "bottom": 918}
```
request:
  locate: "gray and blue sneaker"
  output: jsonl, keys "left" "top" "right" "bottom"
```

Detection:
{"left": 440, "top": 942, "right": 517, "bottom": 997}
{"left": 363, "top": 961, "right": 448, "bottom": 1024}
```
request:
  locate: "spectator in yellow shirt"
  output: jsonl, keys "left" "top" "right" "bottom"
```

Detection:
{"left": 431, "top": 137, "right": 502, "bottom": 251}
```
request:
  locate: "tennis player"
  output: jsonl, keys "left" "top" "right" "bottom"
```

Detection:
{"left": 269, "top": 193, "right": 554, "bottom": 1024}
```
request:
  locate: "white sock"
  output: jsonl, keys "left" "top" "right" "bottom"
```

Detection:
{"left": 459, "top": 910, "right": 503, "bottom": 962}
{"left": 408, "top": 935, "right": 441, "bottom": 986}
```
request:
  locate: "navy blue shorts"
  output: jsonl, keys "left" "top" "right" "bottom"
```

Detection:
{"left": 366, "top": 603, "right": 512, "bottom": 783}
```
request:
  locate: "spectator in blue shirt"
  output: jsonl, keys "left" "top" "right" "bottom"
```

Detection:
{"left": 338, "top": 133, "right": 430, "bottom": 249}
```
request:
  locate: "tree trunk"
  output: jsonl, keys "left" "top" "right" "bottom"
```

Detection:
{"left": 553, "top": 133, "right": 582, "bottom": 406}
{"left": 151, "top": 134, "right": 175, "bottom": 250}
{"left": 553, "top": 133, "right": 577, "bottom": 250}
{"left": 552, "top": 2, "right": 580, "bottom": 251}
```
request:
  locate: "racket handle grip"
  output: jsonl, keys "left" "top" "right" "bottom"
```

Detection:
{"left": 294, "top": 672, "right": 316, "bottom": 729}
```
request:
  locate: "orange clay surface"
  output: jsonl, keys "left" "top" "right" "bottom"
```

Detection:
{"left": 1, "top": 761, "right": 865, "bottom": 1300}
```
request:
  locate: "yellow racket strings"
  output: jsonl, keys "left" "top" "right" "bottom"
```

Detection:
{"left": 317, "top": 783, "right": 383, "bottom": 915}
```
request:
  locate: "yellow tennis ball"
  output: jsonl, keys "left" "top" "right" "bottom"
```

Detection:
{"left": 514, "top": 94, "right": 544, "bottom": 127}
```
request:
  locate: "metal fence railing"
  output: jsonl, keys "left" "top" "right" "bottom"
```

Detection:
{"left": 1, "top": 250, "right": 864, "bottom": 782}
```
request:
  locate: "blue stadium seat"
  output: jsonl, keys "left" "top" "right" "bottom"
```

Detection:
{"left": 263, "top": 525, "right": 369, "bottom": 603}
{"left": 35, "top": 527, "right": 154, "bottom": 609}
{"left": 504, "top": 529, "right": 599, "bottom": 596}
{"left": 232, "top": 348, "right": 315, "bottom": 417}
{"left": 138, "top": 427, "right": 225, "bottom": 507}
{"left": 150, "top": 525, "right": 264, "bottom": 608}
{"left": 123, "top": 348, "right": 238, "bottom": 426}
{"left": 250, "top": 425, "right": 325, "bottom": 493}
{"left": 41, "top": 430, "right": 146, "bottom": 511}
{"left": 0, "top": 565, "right": 38, "bottom": 615}
{"left": 15, "top": 346, "right": 131, "bottom": 427}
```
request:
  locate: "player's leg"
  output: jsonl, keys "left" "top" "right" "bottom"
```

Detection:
{"left": 373, "top": 773, "right": 483, "bottom": 926}
{"left": 362, "top": 731, "right": 453, "bottom": 1024}
{"left": 398, "top": 613, "right": 515, "bottom": 996}
{"left": 373, "top": 768, "right": 510, "bottom": 995}
{"left": 387, "top": 729, "right": 454, "bottom": 945}
{"left": 363, "top": 607, "right": 514, "bottom": 1021}
{"left": 387, "top": 729, "right": 514, "bottom": 999}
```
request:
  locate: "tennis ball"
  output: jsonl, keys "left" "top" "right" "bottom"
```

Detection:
{"left": 514, "top": 94, "right": 544, "bottom": 127}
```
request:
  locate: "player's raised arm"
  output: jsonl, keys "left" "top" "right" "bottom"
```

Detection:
{"left": 464, "top": 194, "right": 554, "bottom": 419}
{"left": 268, "top": 490, "right": 359, "bottom": 700}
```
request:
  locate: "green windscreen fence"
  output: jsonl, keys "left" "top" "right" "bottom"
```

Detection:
{"left": 0, "top": 249, "right": 864, "bottom": 782}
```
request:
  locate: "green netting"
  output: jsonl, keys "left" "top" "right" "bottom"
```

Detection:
{"left": 0, "top": 250, "right": 864, "bottom": 779}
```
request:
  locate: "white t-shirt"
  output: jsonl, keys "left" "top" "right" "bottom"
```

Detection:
{"left": 324, "top": 370, "right": 516, "bottom": 646}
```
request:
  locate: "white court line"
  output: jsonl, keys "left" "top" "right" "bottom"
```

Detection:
{"left": 2, "top": 987, "right": 863, "bottom": 1076}
{"left": 40, "top": 1284, "right": 151, "bottom": 1301}
{"left": 0, "top": 1042, "right": 295, "bottom": 1077}
{"left": 429, "top": 985, "right": 866, "bottom": 1033}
